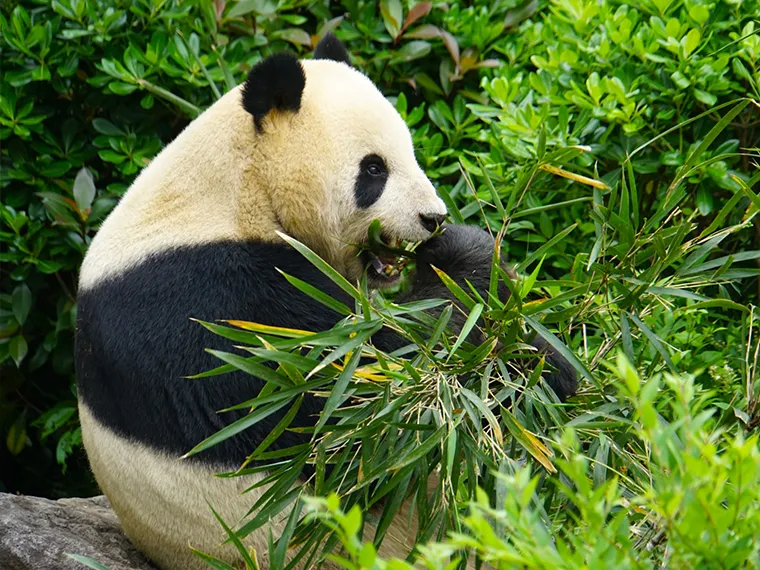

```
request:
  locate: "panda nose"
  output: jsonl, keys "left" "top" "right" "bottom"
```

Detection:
{"left": 420, "top": 213, "right": 446, "bottom": 232}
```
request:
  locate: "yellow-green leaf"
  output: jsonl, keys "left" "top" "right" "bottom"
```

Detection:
{"left": 224, "top": 320, "right": 315, "bottom": 338}
{"left": 682, "top": 28, "right": 700, "bottom": 57}
{"left": 499, "top": 408, "right": 556, "bottom": 473}
{"left": 539, "top": 164, "right": 610, "bottom": 189}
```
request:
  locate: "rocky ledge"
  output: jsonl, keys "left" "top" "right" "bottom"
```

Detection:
{"left": 0, "top": 492, "right": 158, "bottom": 570}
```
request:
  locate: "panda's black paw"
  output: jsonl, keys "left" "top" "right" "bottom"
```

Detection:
{"left": 414, "top": 224, "right": 579, "bottom": 402}
{"left": 531, "top": 335, "right": 578, "bottom": 402}
{"left": 401, "top": 223, "right": 580, "bottom": 402}
{"left": 413, "top": 224, "right": 496, "bottom": 285}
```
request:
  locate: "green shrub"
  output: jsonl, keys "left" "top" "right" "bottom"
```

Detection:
{"left": 298, "top": 359, "right": 760, "bottom": 569}
{"left": 0, "top": 0, "right": 758, "bottom": 527}
{"left": 70, "top": 350, "right": 760, "bottom": 566}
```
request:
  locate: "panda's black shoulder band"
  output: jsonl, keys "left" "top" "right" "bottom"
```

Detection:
{"left": 242, "top": 52, "right": 306, "bottom": 132}
{"left": 313, "top": 33, "right": 351, "bottom": 66}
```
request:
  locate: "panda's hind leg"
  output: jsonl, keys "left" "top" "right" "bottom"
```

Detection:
{"left": 80, "top": 404, "right": 479, "bottom": 569}
{"left": 78, "top": 403, "right": 289, "bottom": 570}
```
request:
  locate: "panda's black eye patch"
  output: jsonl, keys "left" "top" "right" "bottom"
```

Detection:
{"left": 355, "top": 154, "right": 388, "bottom": 208}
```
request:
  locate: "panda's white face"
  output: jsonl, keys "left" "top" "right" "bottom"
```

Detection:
{"left": 253, "top": 59, "right": 447, "bottom": 287}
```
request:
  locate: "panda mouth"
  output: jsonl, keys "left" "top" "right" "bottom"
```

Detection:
{"left": 362, "top": 235, "right": 417, "bottom": 285}
{"left": 358, "top": 219, "right": 428, "bottom": 287}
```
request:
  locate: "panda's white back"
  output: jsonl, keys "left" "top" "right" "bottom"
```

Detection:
{"left": 79, "top": 86, "right": 252, "bottom": 290}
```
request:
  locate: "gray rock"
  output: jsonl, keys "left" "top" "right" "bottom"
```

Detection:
{"left": 0, "top": 492, "right": 158, "bottom": 570}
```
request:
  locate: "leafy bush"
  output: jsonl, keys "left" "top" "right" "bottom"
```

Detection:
{"left": 298, "top": 360, "right": 760, "bottom": 570}
{"left": 0, "top": 0, "right": 758, "bottom": 556}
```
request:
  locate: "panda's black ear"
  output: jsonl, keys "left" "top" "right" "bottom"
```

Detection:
{"left": 242, "top": 53, "right": 306, "bottom": 132}
{"left": 313, "top": 33, "right": 351, "bottom": 66}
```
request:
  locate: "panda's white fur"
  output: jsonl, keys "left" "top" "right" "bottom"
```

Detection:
{"left": 79, "top": 405, "right": 431, "bottom": 569}
{"left": 79, "top": 58, "right": 444, "bottom": 290}
{"left": 77, "top": 37, "right": 448, "bottom": 570}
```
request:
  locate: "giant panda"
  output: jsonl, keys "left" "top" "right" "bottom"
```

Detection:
{"left": 75, "top": 34, "right": 577, "bottom": 570}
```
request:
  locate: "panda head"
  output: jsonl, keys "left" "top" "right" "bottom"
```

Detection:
{"left": 240, "top": 34, "right": 447, "bottom": 288}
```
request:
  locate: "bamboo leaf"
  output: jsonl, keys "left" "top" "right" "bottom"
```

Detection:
{"left": 627, "top": 98, "right": 747, "bottom": 161}
{"left": 510, "top": 197, "right": 593, "bottom": 219}
{"left": 206, "top": 349, "right": 293, "bottom": 389}
{"left": 236, "top": 485, "right": 302, "bottom": 539}
{"left": 193, "top": 319, "right": 275, "bottom": 346}
{"left": 182, "top": 399, "right": 292, "bottom": 458}
{"left": 278, "top": 270, "right": 354, "bottom": 316}
{"left": 620, "top": 312, "right": 635, "bottom": 365}
{"left": 185, "top": 363, "right": 237, "bottom": 379}
{"left": 439, "top": 182, "right": 465, "bottom": 224}
{"left": 698, "top": 188, "right": 744, "bottom": 239}
{"left": 276, "top": 232, "right": 361, "bottom": 301}
{"left": 245, "top": 396, "right": 303, "bottom": 462}
{"left": 520, "top": 256, "right": 544, "bottom": 299}
{"left": 426, "top": 304, "right": 453, "bottom": 349}
{"left": 307, "top": 322, "right": 380, "bottom": 379}
{"left": 517, "top": 224, "right": 577, "bottom": 273}
{"left": 65, "top": 555, "right": 113, "bottom": 570}
{"left": 593, "top": 435, "right": 610, "bottom": 487}
{"left": 476, "top": 156, "right": 506, "bottom": 219}
{"left": 315, "top": 349, "right": 362, "bottom": 435}
{"left": 523, "top": 315, "right": 594, "bottom": 387}
{"left": 224, "top": 320, "right": 316, "bottom": 338}
{"left": 189, "top": 549, "right": 241, "bottom": 570}
{"left": 460, "top": 387, "right": 503, "bottom": 444}
{"left": 674, "top": 99, "right": 750, "bottom": 188}
{"left": 677, "top": 299, "right": 750, "bottom": 314}
{"left": 242, "top": 348, "right": 319, "bottom": 373}
{"left": 431, "top": 266, "right": 476, "bottom": 310}
{"left": 447, "top": 303, "right": 483, "bottom": 359}
{"left": 387, "top": 426, "right": 446, "bottom": 471}
{"left": 735, "top": 174, "right": 760, "bottom": 212}
{"left": 271, "top": 495, "right": 303, "bottom": 568}
{"left": 627, "top": 312, "right": 676, "bottom": 373}
{"left": 220, "top": 377, "right": 330, "bottom": 413}
{"left": 499, "top": 407, "right": 556, "bottom": 473}
{"left": 207, "top": 502, "right": 259, "bottom": 568}
{"left": 371, "top": 470, "right": 413, "bottom": 545}
{"left": 680, "top": 251, "right": 760, "bottom": 277}
{"left": 539, "top": 164, "right": 609, "bottom": 189}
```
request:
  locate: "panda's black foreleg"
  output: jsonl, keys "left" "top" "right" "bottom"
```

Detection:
{"left": 528, "top": 336, "right": 579, "bottom": 402}
{"left": 374, "top": 224, "right": 578, "bottom": 403}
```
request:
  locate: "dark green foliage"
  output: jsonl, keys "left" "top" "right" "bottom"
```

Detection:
{"left": 0, "top": 0, "right": 758, "bottom": 516}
